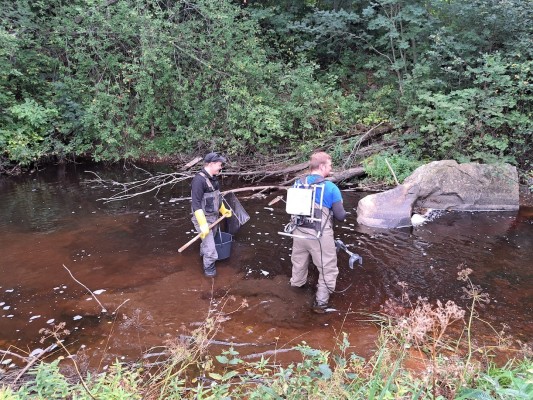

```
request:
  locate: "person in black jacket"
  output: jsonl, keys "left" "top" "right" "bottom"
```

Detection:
{"left": 190, "top": 152, "right": 232, "bottom": 277}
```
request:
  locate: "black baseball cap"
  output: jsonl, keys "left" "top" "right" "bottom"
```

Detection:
{"left": 204, "top": 152, "right": 227, "bottom": 164}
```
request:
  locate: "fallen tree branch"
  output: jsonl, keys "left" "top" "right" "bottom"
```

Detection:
{"left": 242, "top": 348, "right": 297, "bottom": 360}
{"left": 84, "top": 151, "right": 369, "bottom": 203}
{"left": 169, "top": 185, "right": 288, "bottom": 202}
{"left": 343, "top": 122, "right": 386, "bottom": 169}
{"left": 177, "top": 335, "right": 274, "bottom": 348}
{"left": 84, "top": 170, "right": 192, "bottom": 203}
{"left": 330, "top": 167, "right": 365, "bottom": 183}
{"left": 181, "top": 156, "right": 202, "bottom": 170}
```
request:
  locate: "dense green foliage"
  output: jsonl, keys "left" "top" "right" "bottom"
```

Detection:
{"left": 1, "top": 0, "right": 531, "bottom": 174}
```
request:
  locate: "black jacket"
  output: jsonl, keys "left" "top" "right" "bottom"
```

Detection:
{"left": 191, "top": 168, "right": 220, "bottom": 213}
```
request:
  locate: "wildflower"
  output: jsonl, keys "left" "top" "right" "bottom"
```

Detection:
{"left": 457, "top": 268, "right": 473, "bottom": 281}
{"left": 461, "top": 284, "right": 490, "bottom": 304}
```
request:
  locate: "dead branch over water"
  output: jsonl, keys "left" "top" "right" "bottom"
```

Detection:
{"left": 81, "top": 124, "right": 394, "bottom": 202}
{"left": 84, "top": 156, "right": 366, "bottom": 203}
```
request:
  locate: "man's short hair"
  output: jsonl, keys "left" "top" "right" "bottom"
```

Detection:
{"left": 309, "top": 152, "right": 331, "bottom": 170}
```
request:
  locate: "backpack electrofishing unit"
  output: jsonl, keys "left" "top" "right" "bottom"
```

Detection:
{"left": 276, "top": 175, "right": 364, "bottom": 269}
{"left": 278, "top": 176, "right": 327, "bottom": 240}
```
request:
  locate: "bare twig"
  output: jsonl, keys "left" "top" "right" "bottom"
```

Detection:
{"left": 84, "top": 170, "right": 192, "bottom": 203}
{"left": 62, "top": 264, "right": 107, "bottom": 313}
{"left": 177, "top": 335, "right": 273, "bottom": 348}
{"left": 112, "top": 298, "right": 130, "bottom": 314}
{"left": 0, "top": 349, "right": 29, "bottom": 361}
{"left": 241, "top": 348, "right": 297, "bottom": 360}
{"left": 385, "top": 158, "right": 400, "bottom": 185}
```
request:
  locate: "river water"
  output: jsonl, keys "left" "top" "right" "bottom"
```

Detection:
{"left": 0, "top": 163, "right": 531, "bottom": 368}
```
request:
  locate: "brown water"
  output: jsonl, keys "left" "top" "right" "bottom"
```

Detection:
{"left": 0, "top": 163, "right": 531, "bottom": 368}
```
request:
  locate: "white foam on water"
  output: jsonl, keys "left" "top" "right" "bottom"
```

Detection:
{"left": 73, "top": 315, "right": 83, "bottom": 321}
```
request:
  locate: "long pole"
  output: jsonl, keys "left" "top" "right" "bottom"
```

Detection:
{"left": 178, "top": 215, "right": 226, "bottom": 253}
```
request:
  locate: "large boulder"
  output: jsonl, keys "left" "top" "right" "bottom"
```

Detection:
{"left": 357, "top": 160, "right": 519, "bottom": 228}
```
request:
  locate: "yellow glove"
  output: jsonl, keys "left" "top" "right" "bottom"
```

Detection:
{"left": 194, "top": 209, "right": 210, "bottom": 239}
{"left": 219, "top": 203, "right": 232, "bottom": 218}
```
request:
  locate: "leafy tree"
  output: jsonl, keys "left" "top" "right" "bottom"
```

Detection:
{"left": 0, "top": 0, "right": 531, "bottom": 175}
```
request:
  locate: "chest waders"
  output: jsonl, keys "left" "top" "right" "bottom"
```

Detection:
{"left": 193, "top": 172, "right": 222, "bottom": 276}
{"left": 198, "top": 172, "right": 221, "bottom": 221}
{"left": 282, "top": 175, "right": 340, "bottom": 309}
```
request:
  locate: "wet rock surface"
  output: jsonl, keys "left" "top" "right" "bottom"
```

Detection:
{"left": 357, "top": 161, "right": 519, "bottom": 228}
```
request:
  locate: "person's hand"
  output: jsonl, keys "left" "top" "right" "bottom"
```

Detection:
{"left": 219, "top": 203, "right": 232, "bottom": 218}
{"left": 199, "top": 222, "right": 210, "bottom": 239}
{"left": 194, "top": 209, "right": 210, "bottom": 239}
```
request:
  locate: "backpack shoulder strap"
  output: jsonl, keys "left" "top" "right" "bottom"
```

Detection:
{"left": 294, "top": 175, "right": 326, "bottom": 187}
{"left": 198, "top": 171, "right": 215, "bottom": 191}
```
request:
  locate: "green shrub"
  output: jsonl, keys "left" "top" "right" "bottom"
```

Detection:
{"left": 16, "top": 359, "right": 71, "bottom": 399}
{"left": 403, "top": 54, "right": 532, "bottom": 165}
{"left": 363, "top": 152, "right": 424, "bottom": 185}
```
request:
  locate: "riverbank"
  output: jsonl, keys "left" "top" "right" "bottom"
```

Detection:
{"left": 1, "top": 306, "right": 531, "bottom": 399}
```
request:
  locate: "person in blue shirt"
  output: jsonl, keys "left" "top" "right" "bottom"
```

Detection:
{"left": 289, "top": 151, "right": 347, "bottom": 313}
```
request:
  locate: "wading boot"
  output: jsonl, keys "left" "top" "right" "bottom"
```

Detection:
{"left": 312, "top": 301, "right": 328, "bottom": 314}
{"left": 289, "top": 281, "right": 308, "bottom": 291}
{"left": 204, "top": 263, "right": 217, "bottom": 278}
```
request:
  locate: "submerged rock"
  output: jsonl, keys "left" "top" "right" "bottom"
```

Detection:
{"left": 357, "top": 160, "right": 519, "bottom": 229}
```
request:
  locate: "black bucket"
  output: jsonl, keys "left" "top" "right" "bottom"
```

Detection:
{"left": 214, "top": 231, "right": 233, "bottom": 260}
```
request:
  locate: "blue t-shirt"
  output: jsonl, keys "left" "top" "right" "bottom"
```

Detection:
{"left": 295, "top": 174, "right": 343, "bottom": 209}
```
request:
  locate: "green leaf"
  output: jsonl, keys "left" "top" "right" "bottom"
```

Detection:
{"left": 209, "top": 372, "right": 223, "bottom": 381}
{"left": 216, "top": 355, "right": 229, "bottom": 364}
{"left": 318, "top": 364, "right": 332, "bottom": 379}
{"left": 456, "top": 388, "right": 495, "bottom": 400}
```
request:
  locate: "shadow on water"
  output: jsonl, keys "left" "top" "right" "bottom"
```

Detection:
{"left": 0, "top": 163, "right": 531, "bottom": 367}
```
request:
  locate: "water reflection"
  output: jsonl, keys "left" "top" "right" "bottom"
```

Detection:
{"left": 0, "top": 163, "right": 531, "bottom": 366}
